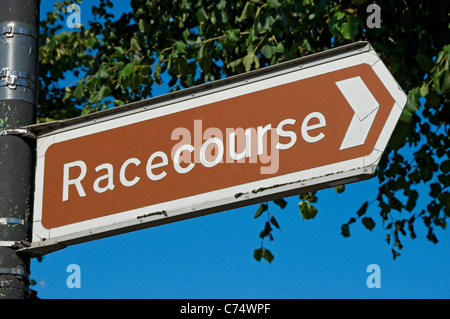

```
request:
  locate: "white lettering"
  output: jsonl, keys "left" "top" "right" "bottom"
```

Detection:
{"left": 200, "top": 137, "right": 224, "bottom": 168}
{"left": 173, "top": 145, "right": 195, "bottom": 174}
{"left": 61, "top": 113, "right": 331, "bottom": 200}
{"left": 301, "top": 112, "right": 326, "bottom": 143}
{"left": 62, "top": 161, "right": 87, "bottom": 201}
{"left": 93, "top": 163, "right": 115, "bottom": 193}
{"left": 146, "top": 151, "right": 168, "bottom": 181}
{"left": 120, "top": 157, "right": 141, "bottom": 187}
{"left": 276, "top": 118, "right": 297, "bottom": 150}
{"left": 257, "top": 124, "right": 272, "bottom": 155}
{"left": 228, "top": 128, "right": 252, "bottom": 161}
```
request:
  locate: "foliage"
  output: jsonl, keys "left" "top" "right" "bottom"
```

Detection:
{"left": 38, "top": 0, "right": 450, "bottom": 261}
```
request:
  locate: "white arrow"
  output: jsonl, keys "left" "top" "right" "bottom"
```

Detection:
{"left": 336, "top": 76, "right": 380, "bottom": 150}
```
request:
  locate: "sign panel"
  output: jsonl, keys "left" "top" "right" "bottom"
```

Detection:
{"left": 26, "top": 42, "right": 406, "bottom": 255}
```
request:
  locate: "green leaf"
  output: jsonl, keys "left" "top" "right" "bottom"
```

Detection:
{"left": 130, "top": 38, "right": 141, "bottom": 51}
{"left": 115, "top": 61, "right": 125, "bottom": 71}
{"left": 262, "top": 248, "right": 274, "bottom": 263}
{"left": 426, "top": 227, "right": 438, "bottom": 244}
{"left": 276, "top": 42, "right": 284, "bottom": 53}
{"left": 299, "top": 200, "right": 318, "bottom": 220}
{"left": 334, "top": 11, "right": 346, "bottom": 20}
{"left": 243, "top": 52, "right": 255, "bottom": 72}
{"left": 96, "top": 85, "right": 109, "bottom": 103}
{"left": 267, "top": 0, "right": 281, "bottom": 9}
{"left": 334, "top": 185, "right": 345, "bottom": 194}
{"left": 132, "top": 54, "right": 141, "bottom": 66}
{"left": 389, "top": 196, "right": 403, "bottom": 212}
{"left": 341, "top": 224, "right": 350, "bottom": 237}
{"left": 441, "top": 160, "right": 450, "bottom": 174}
{"left": 182, "top": 29, "right": 190, "bottom": 42}
{"left": 340, "top": 16, "right": 360, "bottom": 40}
{"left": 239, "top": 1, "right": 255, "bottom": 21}
{"left": 429, "top": 183, "right": 442, "bottom": 198}
{"left": 427, "top": 92, "right": 441, "bottom": 106}
{"left": 197, "top": 44, "right": 206, "bottom": 61}
{"left": 256, "top": 13, "right": 275, "bottom": 34}
{"left": 415, "top": 53, "right": 434, "bottom": 73}
{"left": 328, "top": 17, "right": 341, "bottom": 36}
{"left": 120, "top": 63, "right": 134, "bottom": 79}
{"left": 399, "top": 108, "right": 413, "bottom": 122}
{"left": 225, "top": 29, "right": 240, "bottom": 42}
{"left": 433, "top": 68, "right": 446, "bottom": 93}
{"left": 392, "top": 249, "right": 401, "bottom": 260}
{"left": 408, "top": 222, "right": 417, "bottom": 239}
{"left": 419, "top": 83, "right": 429, "bottom": 97}
{"left": 301, "top": 38, "right": 313, "bottom": 53}
{"left": 254, "top": 203, "right": 268, "bottom": 219}
{"left": 114, "top": 46, "right": 124, "bottom": 57}
{"left": 72, "top": 81, "right": 84, "bottom": 99}
{"left": 260, "top": 221, "right": 272, "bottom": 239}
{"left": 227, "top": 58, "right": 242, "bottom": 71}
{"left": 253, "top": 248, "right": 263, "bottom": 261}
{"left": 441, "top": 70, "right": 450, "bottom": 93}
{"left": 356, "top": 201, "right": 368, "bottom": 217}
{"left": 253, "top": 54, "right": 260, "bottom": 69}
{"left": 405, "top": 190, "right": 418, "bottom": 212}
{"left": 216, "top": 0, "right": 226, "bottom": 10}
{"left": 62, "top": 88, "right": 71, "bottom": 103}
{"left": 260, "top": 44, "right": 276, "bottom": 59}
{"left": 438, "top": 174, "right": 450, "bottom": 186}
{"left": 170, "top": 56, "right": 190, "bottom": 77}
{"left": 98, "top": 64, "right": 111, "bottom": 79}
{"left": 196, "top": 8, "right": 209, "bottom": 23}
{"left": 406, "top": 87, "right": 421, "bottom": 113}
{"left": 436, "top": 50, "right": 446, "bottom": 64}
{"left": 362, "top": 217, "right": 375, "bottom": 231}
{"left": 138, "top": 19, "right": 146, "bottom": 31}
{"left": 270, "top": 216, "right": 280, "bottom": 229}
{"left": 153, "top": 62, "right": 163, "bottom": 85}
{"left": 173, "top": 40, "right": 186, "bottom": 54}
{"left": 273, "top": 198, "right": 287, "bottom": 209}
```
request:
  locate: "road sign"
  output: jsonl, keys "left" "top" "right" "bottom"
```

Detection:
{"left": 24, "top": 41, "right": 406, "bottom": 255}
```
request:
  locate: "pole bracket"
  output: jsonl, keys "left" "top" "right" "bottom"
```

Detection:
{"left": 0, "top": 22, "right": 38, "bottom": 40}
{"left": 0, "top": 280, "right": 32, "bottom": 296}
{"left": 0, "top": 67, "right": 37, "bottom": 85}
{"left": 0, "top": 217, "right": 29, "bottom": 228}
{"left": 0, "top": 67, "right": 37, "bottom": 91}
{"left": 0, "top": 21, "right": 39, "bottom": 104}
{"left": 0, "top": 240, "right": 31, "bottom": 249}
{"left": 0, "top": 267, "right": 29, "bottom": 278}
{"left": 0, "top": 128, "right": 36, "bottom": 140}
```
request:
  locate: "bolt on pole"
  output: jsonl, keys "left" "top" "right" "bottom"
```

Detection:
{"left": 0, "top": 0, "right": 39, "bottom": 299}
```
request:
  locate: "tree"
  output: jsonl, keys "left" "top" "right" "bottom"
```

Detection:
{"left": 38, "top": 0, "right": 450, "bottom": 261}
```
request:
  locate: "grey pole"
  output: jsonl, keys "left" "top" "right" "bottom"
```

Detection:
{"left": 0, "top": 0, "right": 39, "bottom": 299}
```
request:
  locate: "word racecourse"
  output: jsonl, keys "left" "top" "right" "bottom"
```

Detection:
{"left": 62, "top": 110, "right": 330, "bottom": 202}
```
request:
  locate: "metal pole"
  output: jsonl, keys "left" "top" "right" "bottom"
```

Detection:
{"left": 0, "top": 0, "right": 39, "bottom": 299}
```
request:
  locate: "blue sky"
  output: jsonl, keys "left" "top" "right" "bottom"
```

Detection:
{"left": 31, "top": 0, "right": 450, "bottom": 299}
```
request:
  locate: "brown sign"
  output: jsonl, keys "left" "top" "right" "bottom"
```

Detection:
{"left": 29, "top": 42, "right": 406, "bottom": 255}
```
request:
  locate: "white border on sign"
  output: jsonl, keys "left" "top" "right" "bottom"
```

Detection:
{"left": 31, "top": 46, "right": 406, "bottom": 251}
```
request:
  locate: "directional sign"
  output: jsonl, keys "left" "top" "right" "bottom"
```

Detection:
{"left": 25, "top": 42, "right": 406, "bottom": 255}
